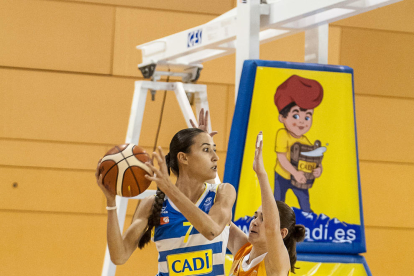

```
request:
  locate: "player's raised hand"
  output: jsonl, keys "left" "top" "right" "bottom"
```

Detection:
{"left": 189, "top": 108, "right": 218, "bottom": 137}
{"left": 253, "top": 131, "right": 265, "bottom": 175}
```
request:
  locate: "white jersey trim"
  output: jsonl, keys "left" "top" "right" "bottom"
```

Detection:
{"left": 167, "top": 183, "right": 219, "bottom": 213}
{"left": 242, "top": 251, "right": 268, "bottom": 271}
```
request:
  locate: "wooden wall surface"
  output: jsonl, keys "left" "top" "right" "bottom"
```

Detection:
{"left": 0, "top": 0, "right": 413, "bottom": 275}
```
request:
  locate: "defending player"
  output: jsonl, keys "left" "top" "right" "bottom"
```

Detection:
{"left": 227, "top": 132, "right": 305, "bottom": 276}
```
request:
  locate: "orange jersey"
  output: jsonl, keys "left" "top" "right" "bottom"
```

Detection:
{"left": 229, "top": 243, "right": 267, "bottom": 276}
{"left": 229, "top": 243, "right": 291, "bottom": 276}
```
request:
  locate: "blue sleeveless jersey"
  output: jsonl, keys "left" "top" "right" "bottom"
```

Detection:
{"left": 153, "top": 183, "right": 229, "bottom": 276}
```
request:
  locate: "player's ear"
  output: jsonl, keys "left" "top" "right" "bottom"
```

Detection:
{"left": 281, "top": 228, "right": 289, "bottom": 239}
{"left": 278, "top": 114, "right": 285, "bottom": 123}
{"left": 177, "top": 152, "right": 188, "bottom": 165}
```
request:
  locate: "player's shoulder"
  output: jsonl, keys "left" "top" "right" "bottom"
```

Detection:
{"left": 216, "top": 182, "right": 236, "bottom": 197}
{"left": 142, "top": 194, "right": 156, "bottom": 203}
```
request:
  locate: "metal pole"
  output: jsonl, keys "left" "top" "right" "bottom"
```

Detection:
{"left": 235, "top": 0, "right": 261, "bottom": 103}
{"left": 305, "top": 24, "right": 329, "bottom": 64}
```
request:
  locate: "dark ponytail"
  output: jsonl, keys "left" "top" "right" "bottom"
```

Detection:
{"left": 276, "top": 201, "right": 306, "bottom": 273}
{"left": 138, "top": 128, "right": 203, "bottom": 248}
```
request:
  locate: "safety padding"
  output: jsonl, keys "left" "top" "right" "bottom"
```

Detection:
{"left": 224, "top": 60, "right": 366, "bottom": 255}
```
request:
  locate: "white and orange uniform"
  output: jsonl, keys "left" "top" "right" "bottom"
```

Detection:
{"left": 229, "top": 243, "right": 291, "bottom": 276}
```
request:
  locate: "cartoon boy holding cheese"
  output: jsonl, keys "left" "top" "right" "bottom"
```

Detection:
{"left": 274, "top": 75, "right": 324, "bottom": 213}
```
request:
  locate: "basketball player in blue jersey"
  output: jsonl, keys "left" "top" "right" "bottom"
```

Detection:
{"left": 96, "top": 111, "right": 236, "bottom": 276}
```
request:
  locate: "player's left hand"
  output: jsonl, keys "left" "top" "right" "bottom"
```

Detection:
{"left": 313, "top": 166, "right": 322, "bottom": 178}
{"left": 189, "top": 108, "right": 218, "bottom": 137}
{"left": 145, "top": 147, "right": 174, "bottom": 192}
{"left": 253, "top": 132, "right": 266, "bottom": 175}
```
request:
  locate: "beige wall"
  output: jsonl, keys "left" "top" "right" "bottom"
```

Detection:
{"left": 0, "top": 0, "right": 413, "bottom": 275}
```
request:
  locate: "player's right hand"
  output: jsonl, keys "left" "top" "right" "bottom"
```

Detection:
{"left": 95, "top": 159, "right": 116, "bottom": 202}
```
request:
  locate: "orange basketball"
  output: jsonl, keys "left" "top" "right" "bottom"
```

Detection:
{"left": 99, "top": 144, "right": 152, "bottom": 197}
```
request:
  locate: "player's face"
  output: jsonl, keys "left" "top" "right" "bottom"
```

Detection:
{"left": 280, "top": 105, "right": 313, "bottom": 138}
{"left": 247, "top": 206, "right": 267, "bottom": 244}
{"left": 186, "top": 132, "right": 218, "bottom": 181}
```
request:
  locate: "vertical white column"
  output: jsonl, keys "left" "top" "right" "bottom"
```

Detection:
{"left": 102, "top": 81, "right": 148, "bottom": 276}
{"left": 193, "top": 86, "right": 220, "bottom": 184}
{"left": 235, "top": 0, "right": 261, "bottom": 103}
{"left": 305, "top": 24, "right": 329, "bottom": 64}
{"left": 174, "top": 82, "right": 198, "bottom": 128}
{"left": 125, "top": 81, "right": 149, "bottom": 145}
{"left": 194, "top": 87, "right": 211, "bottom": 133}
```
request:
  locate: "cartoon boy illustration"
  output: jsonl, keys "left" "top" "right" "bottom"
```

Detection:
{"left": 274, "top": 75, "right": 323, "bottom": 213}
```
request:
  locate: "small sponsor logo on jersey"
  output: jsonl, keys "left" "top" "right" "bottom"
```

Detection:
{"left": 161, "top": 206, "right": 168, "bottom": 214}
{"left": 160, "top": 216, "right": 169, "bottom": 225}
{"left": 187, "top": 29, "right": 202, "bottom": 48}
{"left": 203, "top": 197, "right": 213, "bottom": 211}
{"left": 167, "top": 249, "right": 213, "bottom": 276}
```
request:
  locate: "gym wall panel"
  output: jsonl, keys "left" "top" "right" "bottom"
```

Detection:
{"left": 198, "top": 54, "right": 236, "bottom": 85}
{"left": 0, "top": 211, "right": 108, "bottom": 275}
{"left": 359, "top": 162, "right": 414, "bottom": 228}
{"left": 340, "top": 27, "right": 414, "bottom": 99}
{"left": 200, "top": 32, "right": 308, "bottom": 85}
{"left": 334, "top": 0, "right": 414, "bottom": 34}
{"left": 0, "top": 0, "right": 114, "bottom": 74}
{"left": 0, "top": 139, "right": 107, "bottom": 171}
{"left": 112, "top": 7, "right": 214, "bottom": 78}
{"left": 201, "top": 27, "right": 342, "bottom": 85}
{"left": 198, "top": 27, "right": 341, "bottom": 85}
{"left": 126, "top": 199, "right": 140, "bottom": 217}
{"left": 260, "top": 32, "right": 305, "bottom": 62}
{"left": 354, "top": 95, "right": 414, "bottom": 163}
{"left": 67, "top": 0, "right": 233, "bottom": 15}
{"left": 0, "top": 68, "right": 134, "bottom": 145}
{"left": 116, "top": 218, "right": 160, "bottom": 275}
{"left": 198, "top": 32, "right": 307, "bottom": 85}
{"left": 0, "top": 166, "right": 103, "bottom": 214}
{"left": 202, "top": 84, "right": 230, "bottom": 152}
{"left": 116, "top": 245, "right": 159, "bottom": 275}
{"left": 328, "top": 26, "right": 342, "bottom": 65}
{"left": 216, "top": 151, "right": 227, "bottom": 182}
{"left": 363, "top": 226, "right": 414, "bottom": 276}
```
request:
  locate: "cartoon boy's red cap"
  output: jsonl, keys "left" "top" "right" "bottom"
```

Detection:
{"left": 274, "top": 75, "right": 323, "bottom": 112}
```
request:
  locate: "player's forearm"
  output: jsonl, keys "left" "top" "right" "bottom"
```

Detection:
{"left": 256, "top": 172, "right": 281, "bottom": 233}
{"left": 166, "top": 184, "right": 223, "bottom": 240}
{"left": 106, "top": 209, "right": 130, "bottom": 265}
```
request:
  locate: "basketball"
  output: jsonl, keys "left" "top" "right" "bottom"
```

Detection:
{"left": 99, "top": 144, "right": 152, "bottom": 197}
